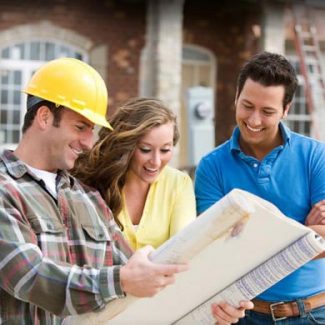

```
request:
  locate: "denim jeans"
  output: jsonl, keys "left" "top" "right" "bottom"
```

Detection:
{"left": 236, "top": 303, "right": 325, "bottom": 324}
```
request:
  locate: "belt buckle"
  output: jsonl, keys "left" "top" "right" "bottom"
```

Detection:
{"left": 270, "top": 301, "right": 287, "bottom": 322}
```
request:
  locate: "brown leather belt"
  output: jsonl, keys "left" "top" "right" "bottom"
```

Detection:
{"left": 252, "top": 292, "right": 325, "bottom": 321}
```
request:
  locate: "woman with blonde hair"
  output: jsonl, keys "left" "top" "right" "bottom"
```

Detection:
{"left": 73, "top": 97, "right": 196, "bottom": 250}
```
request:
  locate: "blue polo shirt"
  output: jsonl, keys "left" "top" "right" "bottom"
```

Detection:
{"left": 195, "top": 123, "right": 325, "bottom": 301}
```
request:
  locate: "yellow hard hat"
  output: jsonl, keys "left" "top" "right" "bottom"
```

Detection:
{"left": 24, "top": 57, "right": 112, "bottom": 129}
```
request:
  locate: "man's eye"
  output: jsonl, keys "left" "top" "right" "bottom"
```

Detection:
{"left": 263, "top": 111, "right": 273, "bottom": 116}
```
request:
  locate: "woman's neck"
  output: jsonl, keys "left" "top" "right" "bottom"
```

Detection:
{"left": 123, "top": 175, "right": 150, "bottom": 225}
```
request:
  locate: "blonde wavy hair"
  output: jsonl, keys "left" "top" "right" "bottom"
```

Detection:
{"left": 73, "top": 97, "right": 179, "bottom": 229}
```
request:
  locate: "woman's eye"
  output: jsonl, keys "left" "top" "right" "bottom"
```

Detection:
{"left": 139, "top": 148, "right": 151, "bottom": 153}
{"left": 161, "top": 148, "right": 171, "bottom": 153}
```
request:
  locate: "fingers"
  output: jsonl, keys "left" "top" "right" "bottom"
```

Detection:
{"left": 211, "top": 302, "right": 244, "bottom": 324}
{"left": 211, "top": 301, "right": 252, "bottom": 325}
{"left": 306, "top": 200, "right": 325, "bottom": 225}
{"left": 155, "top": 262, "right": 189, "bottom": 276}
{"left": 239, "top": 300, "right": 254, "bottom": 310}
{"left": 138, "top": 245, "right": 155, "bottom": 256}
{"left": 121, "top": 246, "right": 189, "bottom": 297}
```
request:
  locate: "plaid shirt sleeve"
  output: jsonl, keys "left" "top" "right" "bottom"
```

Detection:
{"left": 0, "top": 152, "right": 133, "bottom": 321}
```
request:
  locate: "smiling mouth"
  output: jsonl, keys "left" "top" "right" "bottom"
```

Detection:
{"left": 70, "top": 147, "right": 83, "bottom": 157}
{"left": 246, "top": 124, "right": 264, "bottom": 132}
{"left": 144, "top": 166, "right": 158, "bottom": 173}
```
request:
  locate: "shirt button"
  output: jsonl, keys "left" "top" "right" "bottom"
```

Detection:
{"left": 253, "top": 163, "right": 258, "bottom": 168}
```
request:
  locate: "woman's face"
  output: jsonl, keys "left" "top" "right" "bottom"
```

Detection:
{"left": 128, "top": 122, "right": 174, "bottom": 184}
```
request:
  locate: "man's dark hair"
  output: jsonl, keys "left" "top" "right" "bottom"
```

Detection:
{"left": 22, "top": 95, "right": 64, "bottom": 133}
{"left": 236, "top": 52, "right": 298, "bottom": 109}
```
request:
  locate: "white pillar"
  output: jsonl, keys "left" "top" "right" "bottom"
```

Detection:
{"left": 261, "top": 1, "right": 286, "bottom": 54}
{"left": 142, "top": 0, "right": 185, "bottom": 166}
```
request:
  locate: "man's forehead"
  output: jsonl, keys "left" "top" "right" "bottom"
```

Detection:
{"left": 63, "top": 108, "right": 95, "bottom": 127}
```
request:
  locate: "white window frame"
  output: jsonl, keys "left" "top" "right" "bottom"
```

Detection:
{"left": 0, "top": 40, "right": 87, "bottom": 149}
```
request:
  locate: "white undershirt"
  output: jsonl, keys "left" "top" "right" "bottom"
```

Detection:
{"left": 27, "top": 165, "right": 58, "bottom": 198}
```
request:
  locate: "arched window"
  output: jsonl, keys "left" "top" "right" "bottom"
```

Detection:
{"left": 182, "top": 45, "right": 216, "bottom": 91}
{"left": 285, "top": 54, "right": 312, "bottom": 136}
{"left": 0, "top": 41, "right": 86, "bottom": 147}
{"left": 179, "top": 45, "right": 216, "bottom": 168}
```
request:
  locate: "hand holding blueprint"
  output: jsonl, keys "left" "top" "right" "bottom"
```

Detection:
{"left": 64, "top": 189, "right": 325, "bottom": 325}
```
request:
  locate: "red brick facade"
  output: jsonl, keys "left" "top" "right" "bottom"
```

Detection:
{"left": 0, "top": 0, "right": 262, "bottom": 145}
{"left": 0, "top": 0, "right": 146, "bottom": 114}
{"left": 183, "top": 0, "right": 261, "bottom": 144}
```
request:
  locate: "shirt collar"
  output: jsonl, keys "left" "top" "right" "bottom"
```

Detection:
{"left": 1, "top": 150, "right": 29, "bottom": 179}
{"left": 230, "top": 121, "right": 291, "bottom": 153}
{"left": 1, "top": 149, "right": 75, "bottom": 187}
{"left": 279, "top": 121, "right": 291, "bottom": 145}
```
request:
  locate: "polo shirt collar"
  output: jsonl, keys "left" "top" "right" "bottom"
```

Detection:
{"left": 230, "top": 121, "right": 291, "bottom": 154}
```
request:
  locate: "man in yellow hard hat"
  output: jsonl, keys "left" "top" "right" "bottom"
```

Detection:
{"left": 0, "top": 58, "right": 189, "bottom": 323}
{"left": 0, "top": 58, "right": 251, "bottom": 324}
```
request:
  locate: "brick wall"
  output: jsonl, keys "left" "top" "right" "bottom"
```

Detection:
{"left": 183, "top": 0, "right": 261, "bottom": 144}
{"left": 0, "top": 0, "right": 146, "bottom": 115}
{"left": 0, "top": 0, "right": 262, "bottom": 144}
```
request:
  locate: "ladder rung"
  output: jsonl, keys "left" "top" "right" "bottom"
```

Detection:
{"left": 302, "top": 45, "right": 317, "bottom": 52}
{"left": 300, "top": 32, "right": 312, "bottom": 39}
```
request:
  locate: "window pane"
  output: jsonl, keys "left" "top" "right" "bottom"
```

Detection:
{"left": 183, "top": 48, "right": 210, "bottom": 61}
{"left": 1, "top": 90, "right": 8, "bottom": 104}
{"left": 13, "top": 90, "right": 21, "bottom": 105}
{"left": 198, "top": 65, "right": 211, "bottom": 87}
{"left": 59, "top": 45, "right": 70, "bottom": 57}
{"left": 13, "top": 71, "right": 22, "bottom": 84}
{"left": 0, "top": 110, "right": 7, "bottom": 124}
{"left": 45, "top": 42, "right": 55, "bottom": 60}
{"left": 1, "top": 47, "right": 9, "bottom": 59}
{"left": 13, "top": 110, "right": 20, "bottom": 124}
{"left": 1, "top": 70, "right": 9, "bottom": 84}
{"left": 30, "top": 42, "right": 41, "bottom": 60}
{"left": 12, "top": 130, "right": 20, "bottom": 143}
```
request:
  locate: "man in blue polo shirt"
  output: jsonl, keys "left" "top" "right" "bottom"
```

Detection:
{"left": 195, "top": 51, "right": 325, "bottom": 324}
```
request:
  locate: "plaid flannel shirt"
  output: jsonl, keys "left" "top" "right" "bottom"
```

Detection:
{"left": 0, "top": 150, "right": 133, "bottom": 324}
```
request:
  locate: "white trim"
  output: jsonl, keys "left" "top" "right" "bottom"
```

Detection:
{"left": 0, "top": 22, "right": 95, "bottom": 146}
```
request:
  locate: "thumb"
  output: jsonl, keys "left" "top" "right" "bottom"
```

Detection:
{"left": 139, "top": 245, "right": 155, "bottom": 257}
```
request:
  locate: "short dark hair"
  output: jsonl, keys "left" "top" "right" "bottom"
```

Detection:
{"left": 236, "top": 52, "right": 298, "bottom": 109}
{"left": 22, "top": 95, "right": 64, "bottom": 133}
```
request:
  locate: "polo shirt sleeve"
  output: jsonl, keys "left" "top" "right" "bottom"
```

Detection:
{"left": 310, "top": 142, "right": 325, "bottom": 205}
{"left": 195, "top": 155, "right": 224, "bottom": 214}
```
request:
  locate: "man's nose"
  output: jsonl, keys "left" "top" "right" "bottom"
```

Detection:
{"left": 80, "top": 130, "right": 94, "bottom": 150}
{"left": 248, "top": 110, "right": 262, "bottom": 126}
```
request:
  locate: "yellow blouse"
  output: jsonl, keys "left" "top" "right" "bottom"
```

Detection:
{"left": 119, "top": 166, "right": 196, "bottom": 250}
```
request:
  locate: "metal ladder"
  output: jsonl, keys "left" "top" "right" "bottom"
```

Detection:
{"left": 292, "top": 3, "right": 325, "bottom": 139}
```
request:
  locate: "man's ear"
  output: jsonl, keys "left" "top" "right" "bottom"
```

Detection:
{"left": 234, "top": 88, "right": 239, "bottom": 106}
{"left": 233, "top": 89, "right": 239, "bottom": 110}
{"left": 283, "top": 103, "right": 291, "bottom": 119}
{"left": 35, "top": 105, "right": 53, "bottom": 130}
